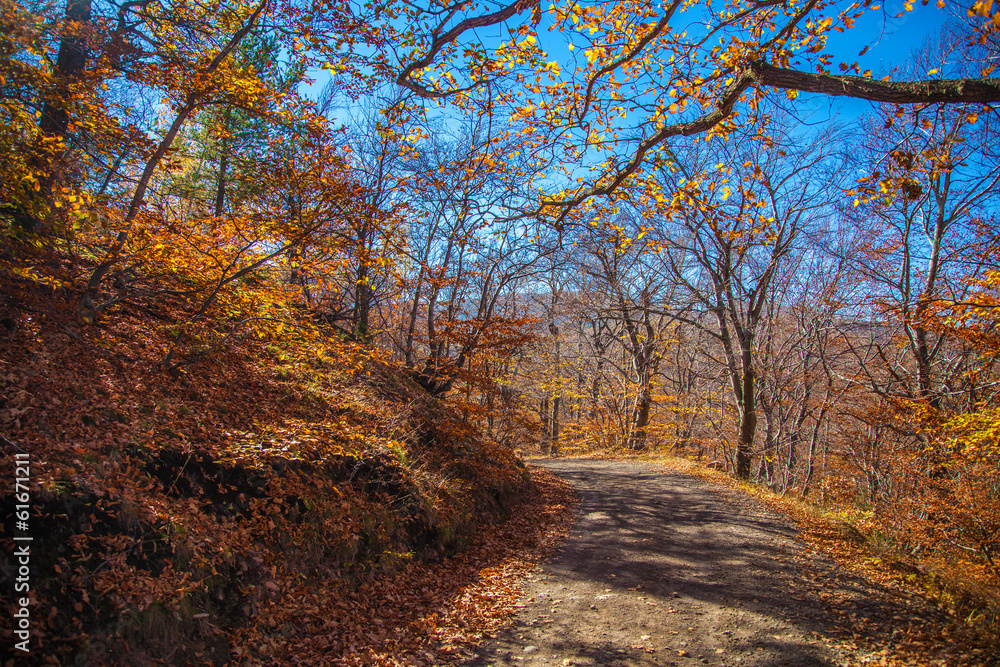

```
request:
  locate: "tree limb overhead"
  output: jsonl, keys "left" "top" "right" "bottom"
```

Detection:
{"left": 752, "top": 62, "right": 1000, "bottom": 104}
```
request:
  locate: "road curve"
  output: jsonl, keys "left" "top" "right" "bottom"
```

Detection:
{"left": 466, "top": 458, "right": 946, "bottom": 667}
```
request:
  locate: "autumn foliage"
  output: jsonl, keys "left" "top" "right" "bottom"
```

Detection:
{"left": 4, "top": 0, "right": 1000, "bottom": 660}
{"left": 0, "top": 242, "right": 537, "bottom": 663}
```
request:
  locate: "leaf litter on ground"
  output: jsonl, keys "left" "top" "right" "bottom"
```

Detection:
{"left": 229, "top": 465, "right": 578, "bottom": 665}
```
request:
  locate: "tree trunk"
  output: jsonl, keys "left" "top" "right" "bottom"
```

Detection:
{"left": 40, "top": 0, "right": 92, "bottom": 137}
{"left": 786, "top": 428, "right": 799, "bottom": 493}
{"left": 550, "top": 395, "right": 560, "bottom": 456}
{"left": 540, "top": 397, "right": 550, "bottom": 453}
{"left": 758, "top": 406, "right": 775, "bottom": 485}
{"left": 736, "top": 404, "right": 756, "bottom": 480}
{"left": 590, "top": 359, "right": 603, "bottom": 419}
{"left": 732, "top": 344, "right": 757, "bottom": 480}
{"left": 213, "top": 111, "right": 231, "bottom": 217}
{"left": 354, "top": 263, "right": 372, "bottom": 342}
{"left": 18, "top": 0, "right": 93, "bottom": 232}
{"left": 801, "top": 415, "right": 826, "bottom": 497}
{"left": 629, "top": 387, "right": 651, "bottom": 451}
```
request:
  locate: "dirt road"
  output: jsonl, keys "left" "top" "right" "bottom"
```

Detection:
{"left": 466, "top": 459, "right": 959, "bottom": 667}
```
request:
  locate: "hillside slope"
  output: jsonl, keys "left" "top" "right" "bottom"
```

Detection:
{"left": 0, "top": 245, "right": 530, "bottom": 665}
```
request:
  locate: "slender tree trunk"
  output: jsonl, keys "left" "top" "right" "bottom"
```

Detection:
{"left": 786, "top": 428, "right": 798, "bottom": 492}
{"left": 802, "top": 428, "right": 817, "bottom": 497}
{"left": 590, "top": 359, "right": 603, "bottom": 419}
{"left": 354, "top": 261, "right": 372, "bottom": 342}
{"left": 403, "top": 271, "right": 425, "bottom": 367}
{"left": 733, "top": 345, "right": 757, "bottom": 479}
{"left": 786, "top": 397, "right": 810, "bottom": 493}
{"left": 549, "top": 308, "right": 562, "bottom": 455}
{"left": 550, "top": 395, "right": 560, "bottom": 456}
{"left": 802, "top": 347, "right": 836, "bottom": 496}
{"left": 913, "top": 326, "right": 939, "bottom": 409}
{"left": 213, "top": 110, "right": 231, "bottom": 217}
{"left": 736, "top": 406, "right": 756, "bottom": 479}
{"left": 759, "top": 406, "right": 775, "bottom": 486}
{"left": 716, "top": 309, "right": 757, "bottom": 479}
{"left": 540, "top": 397, "right": 550, "bottom": 453}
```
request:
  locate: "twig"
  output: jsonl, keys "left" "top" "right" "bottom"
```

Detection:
{"left": 0, "top": 433, "right": 28, "bottom": 453}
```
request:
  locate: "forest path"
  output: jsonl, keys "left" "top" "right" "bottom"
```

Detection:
{"left": 466, "top": 458, "right": 952, "bottom": 667}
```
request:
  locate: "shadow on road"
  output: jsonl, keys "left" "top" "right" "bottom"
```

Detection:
{"left": 467, "top": 459, "right": 947, "bottom": 667}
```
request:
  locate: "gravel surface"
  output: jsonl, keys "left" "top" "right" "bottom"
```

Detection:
{"left": 465, "top": 458, "right": 951, "bottom": 667}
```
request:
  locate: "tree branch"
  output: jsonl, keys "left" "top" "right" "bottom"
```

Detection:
{"left": 752, "top": 62, "right": 1000, "bottom": 104}
{"left": 396, "top": 0, "right": 535, "bottom": 98}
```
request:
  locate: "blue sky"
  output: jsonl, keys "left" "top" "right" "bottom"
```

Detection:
{"left": 830, "top": 0, "right": 949, "bottom": 68}
{"left": 807, "top": 0, "right": 951, "bottom": 120}
{"left": 308, "top": 1, "right": 957, "bottom": 137}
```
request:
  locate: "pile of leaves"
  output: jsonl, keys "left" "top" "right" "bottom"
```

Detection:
{"left": 0, "top": 244, "right": 535, "bottom": 665}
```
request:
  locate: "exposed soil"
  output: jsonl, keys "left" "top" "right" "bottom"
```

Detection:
{"left": 466, "top": 459, "right": 989, "bottom": 667}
